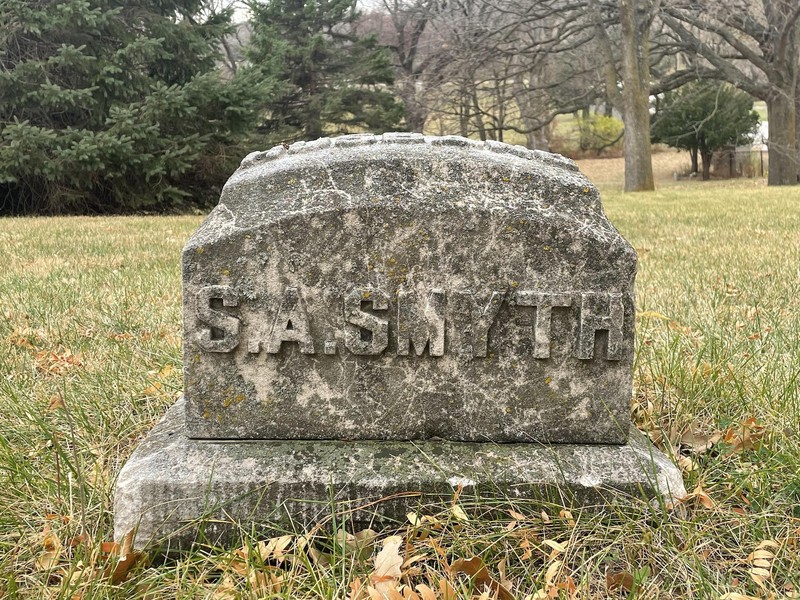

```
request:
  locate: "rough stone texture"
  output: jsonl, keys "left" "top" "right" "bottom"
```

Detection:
{"left": 182, "top": 133, "right": 637, "bottom": 443}
{"left": 115, "top": 397, "right": 686, "bottom": 549}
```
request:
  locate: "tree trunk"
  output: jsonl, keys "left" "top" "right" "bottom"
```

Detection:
{"left": 690, "top": 147, "right": 698, "bottom": 174}
{"left": 400, "top": 77, "right": 427, "bottom": 132}
{"left": 619, "top": 0, "right": 655, "bottom": 192}
{"left": 794, "top": 77, "right": 800, "bottom": 178}
{"left": 525, "top": 127, "right": 550, "bottom": 151}
{"left": 795, "top": 77, "right": 800, "bottom": 182}
{"left": 700, "top": 150, "right": 712, "bottom": 180}
{"left": 459, "top": 92, "right": 470, "bottom": 137}
{"left": 767, "top": 87, "right": 799, "bottom": 185}
{"left": 472, "top": 90, "right": 487, "bottom": 141}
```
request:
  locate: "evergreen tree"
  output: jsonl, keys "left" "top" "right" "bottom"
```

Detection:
{"left": 247, "top": 0, "right": 404, "bottom": 143}
{"left": 651, "top": 81, "right": 759, "bottom": 180}
{"left": 0, "top": 0, "right": 264, "bottom": 214}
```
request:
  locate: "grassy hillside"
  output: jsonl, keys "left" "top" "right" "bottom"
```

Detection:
{"left": 0, "top": 158, "right": 798, "bottom": 598}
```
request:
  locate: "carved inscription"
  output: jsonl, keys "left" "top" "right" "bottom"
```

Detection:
{"left": 267, "top": 287, "right": 315, "bottom": 354}
{"left": 344, "top": 288, "right": 389, "bottom": 355}
{"left": 397, "top": 288, "right": 445, "bottom": 357}
{"left": 452, "top": 291, "right": 505, "bottom": 357}
{"left": 195, "top": 285, "right": 240, "bottom": 353}
{"left": 515, "top": 292, "right": 573, "bottom": 359}
{"left": 192, "top": 285, "right": 627, "bottom": 360}
{"left": 576, "top": 292, "right": 624, "bottom": 360}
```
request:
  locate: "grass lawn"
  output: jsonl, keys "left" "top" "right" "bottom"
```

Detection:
{"left": 1, "top": 156, "right": 799, "bottom": 598}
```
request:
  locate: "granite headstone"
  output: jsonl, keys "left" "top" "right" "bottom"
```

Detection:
{"left": 115, "top": 133, "right": 685, "bottom": 548}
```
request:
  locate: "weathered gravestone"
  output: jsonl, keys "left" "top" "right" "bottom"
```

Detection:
{"left": 115, "top": 133, "right": 685, "bottom": 547}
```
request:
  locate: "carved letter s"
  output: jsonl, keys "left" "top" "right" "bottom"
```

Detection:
{"left": 343, "top": 288, "right": 389, "bottom": 355}
{"left": 195, "top": 285, "right": 240, "bottom": 353}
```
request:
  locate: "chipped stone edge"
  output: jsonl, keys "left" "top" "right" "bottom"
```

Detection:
{"left": 238, "top": 133, "right": 578, "bottom": 173}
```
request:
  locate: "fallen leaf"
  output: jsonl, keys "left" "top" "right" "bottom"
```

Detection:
{"left": 371, "top": 536, "right": 403, "bottom": 597}
{"left": 402, "top": 586, "right": 421, "bottom": 600}
{"left": 747, "top": 540, "right": 779, "bottom": 591}
{"left": 680, "top": 484, "right": 716, "bottom": 509}
{"left": 559, "top": 510, "right": 575, "bottom": 528}
{"left": 497, "top": 558, "right": 512, "bottom": 593}
{"left": 677, "top": 455, "right": 698, "bottom": 473}
{"left": 450, "top": 556, "right": 513, "bottom": 600}
{"left": 9, "top": 329, "right": 35, "bottom": 349}
{"left": 103, "top": 529, "right": 142, "bottom": 584}
{"left": 415, "top": 584, "right": 438, "bottom": 600}
{"left": 249, "top": 567, "right": 284, "bottom": 595}
{"left": 438, "top": 577, "right": 458, "bottom": 600}
{"left": 519, "top": 538, "right": 533, "bottom": 560}
{"left": 606, "top": 571, "right": 635, "bottom": 593}
{"left": 142, "top": 382, "right": 163, "bottom": 396}
{"left": 402, "top": 553, "right": 428, "bottom": 570}
{"left": 349, "top": 578, "right": 366, "bottom": 600}
{"left": 543, "top": 539, "right": 567, "bottom": 559}
{"left": 211, "top": 574, "right": 239, "bottom": 599}
{"left": 723, "top": 417, "right": 769, "bottom": 455}
{"left": 450, "top": 504, "right": 469, "bottom": 522}
{"left": 37, "top": 548, "right": 61, "bottom": 572}
{"left": 34, "top": 349, "right": 82, "bottom": 375}
{"left": 557, "top": 576, "right": 578, "bottom": 598}
{"left": 36, "top": 523, "right": 62, "bottom": 571}
{"left": 543, "top": 560, "right": 562, "bottom": 587}
{"left": 680, "top": 423, "right": 723, "bottom": 454}
{"left": 47, "top": 394, "right": 65, "bottom": 412}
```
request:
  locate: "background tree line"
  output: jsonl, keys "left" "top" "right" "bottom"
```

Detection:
{"left": 1, "top": 0, "right": 797, "bottom": 214}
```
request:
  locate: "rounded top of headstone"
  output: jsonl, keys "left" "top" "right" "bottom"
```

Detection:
{"left": 187, "top": 133, "right": 614, "bottom": 251}
{"left": 238, "top": 132, "right": 579, "bottom": 173}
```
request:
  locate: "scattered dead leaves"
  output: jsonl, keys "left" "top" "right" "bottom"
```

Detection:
{"left": 338, "top": 528, "right": 378, "bottom": 561}
{"left": 723, "top": 417, "right": 769, "bottom": 455}
{"left": 37, "top": 523, "right": 62, "bottom": 572}
{"left": 47, "top": 393, "right": 66, "bottom": 412}
{"left": 143, "top": 364, "right": 176, "bottom": 396}
{"left": 8, "top": 325, "right": 48, "bottom": 350}
{"left": 667, "top": 416, "right": 770, "bottom": 472}
{"left": 34, "top": 349, "right": 82, "bottom": 375}
{"left": 35, "top": 527, "right": 143, "bottom": 595}
{"left": 605, "top": 567, "right": 650, "bottom": 596}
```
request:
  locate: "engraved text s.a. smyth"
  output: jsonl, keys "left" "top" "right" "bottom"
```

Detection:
{"left": 190, "top": 285, "right": 627, "bottom": 361}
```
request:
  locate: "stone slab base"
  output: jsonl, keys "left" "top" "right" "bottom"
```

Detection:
{"left": 115, "top": 398, "right": 686, "bottom": 549}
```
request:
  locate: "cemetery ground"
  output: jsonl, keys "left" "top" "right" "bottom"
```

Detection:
{"left": 1, "top": 156, "right": 799, "bottom": 599}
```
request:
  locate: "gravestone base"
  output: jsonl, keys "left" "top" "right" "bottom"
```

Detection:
{"left": 115, "top": 398, "right": 686, "bottom": 549}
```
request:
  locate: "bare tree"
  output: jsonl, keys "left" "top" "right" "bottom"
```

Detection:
{"left": 368, "top": 0, "right": 452, "bottom": 132}
{"left": 589, "top": 0, "right": 659, "bottom": 191}
{"left": 368, "top": 0, "right": 680, "bottom": 190}
{"left": 660, "top": 0, "right": 800, "bottom": 185}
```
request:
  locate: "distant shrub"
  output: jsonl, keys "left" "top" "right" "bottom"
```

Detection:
{"left": 577, "top": 115, "right": 624, "bottom": 154}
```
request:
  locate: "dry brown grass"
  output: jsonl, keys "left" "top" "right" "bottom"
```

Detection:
{"left": 576, "top": 150, "right": 695, "bottom": 190}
